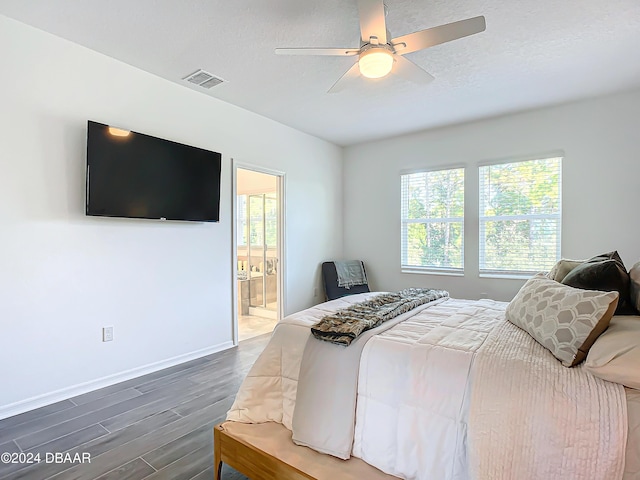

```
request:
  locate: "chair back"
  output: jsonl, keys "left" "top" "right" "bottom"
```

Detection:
{"left": 321, "top": 261, "right": 370, "bottom": 301}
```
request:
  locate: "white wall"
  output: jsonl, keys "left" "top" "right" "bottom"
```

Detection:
{"left": 344, "top": 89, "right": 640, "bottom": 302}
{"left": 0, "top": 15, "right": 343, "bottom": 417}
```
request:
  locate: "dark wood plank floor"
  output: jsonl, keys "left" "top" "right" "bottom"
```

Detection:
{"left": 0, "top": 334, "right": 271, "bottom": 480}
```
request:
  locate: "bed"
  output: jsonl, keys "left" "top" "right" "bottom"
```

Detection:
{"left": 221, "top": 269, "right": 640, "bottom": 479}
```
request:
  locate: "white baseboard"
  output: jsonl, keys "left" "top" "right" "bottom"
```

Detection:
{"left": 0, "top": 341, "right": 235, "bottom": 421}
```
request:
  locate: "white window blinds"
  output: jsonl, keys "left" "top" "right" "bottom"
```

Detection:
{"left": 479, "top": 157, "right": 562, "bottom": 275}
{"left": 401, "top": 168, "right": 464, "bottom": 272}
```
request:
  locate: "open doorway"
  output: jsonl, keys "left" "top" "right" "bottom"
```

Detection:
{"left": 234, "top": 166, "right": 283, "bottom": 342}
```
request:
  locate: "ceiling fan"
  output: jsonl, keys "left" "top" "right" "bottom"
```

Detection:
{"left": 275, "top": 0, "right": 486, "bottom": 93}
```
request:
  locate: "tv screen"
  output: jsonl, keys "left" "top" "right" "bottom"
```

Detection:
{"left": 86, "top": 121, "right": 222, "bottom": 222}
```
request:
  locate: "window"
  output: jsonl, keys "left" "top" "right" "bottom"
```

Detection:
{"left": 401, "top": 168, "right": 464, "bottom": 273}
{"left": 236, "top": 194, "right": 278, "bottom": 247}
{"left": 237, "top": 195, "right": 248, "bottom": 246}
{"left": 479, "top": 156, "right": 562, "bottom": 276}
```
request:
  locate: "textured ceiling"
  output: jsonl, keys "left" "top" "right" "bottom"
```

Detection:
{"left": 1, "top": 0, "right": 639, "bottom": 146}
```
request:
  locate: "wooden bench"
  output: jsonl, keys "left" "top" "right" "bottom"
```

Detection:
{"left": 214, "top": 421, "right": 398, "bottom": 480}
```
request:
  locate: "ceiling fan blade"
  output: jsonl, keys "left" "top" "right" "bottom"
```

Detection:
{"left": 393, "top": 55, "right": 435, "bottom": 84}
{"left": 392, "top": 16, "right": 486, "bottom": 55}
{"left": 275, "top": 48, "right": 359, "bottom": 56}
{"left": 356, "top": 0, "right": 387, "bottom": 44}
{"left": 328, "top": 62, "right": 361, "bottom": 93}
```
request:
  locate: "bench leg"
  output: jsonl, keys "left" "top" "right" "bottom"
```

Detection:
{"left": 214, "top": 425, "right": 223, "bottom": 480}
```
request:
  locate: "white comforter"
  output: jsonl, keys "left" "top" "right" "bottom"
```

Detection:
{"left": 353, "top": 297, "right": 504, "bottom": 479}
{"left": 227, "top": 293, "right": 385, "bottom": 429}
{"left": 227, "top": 294, "right": 628, "bottom": 479}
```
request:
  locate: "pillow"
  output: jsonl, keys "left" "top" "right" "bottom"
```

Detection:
{"left": 586, "top": 250, "right": 625, "bottom": 265}
{"left": 630, "top": 262, "right": 640, "bottom": 313}
{"left": 547, "top": 258, "right": 584, "bottom": 282}
{"left": 584, "top": 316, "right": 640, "bottom": 389}
{"left": 562, "top": 257, "right": 633, "bottom": 314}
{"left": 506, "top": 273, "right": 619, "bottom": 367}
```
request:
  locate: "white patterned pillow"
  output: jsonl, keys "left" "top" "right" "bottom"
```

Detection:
{"left": 506, "top": 273, "right": 619, "bottom": 367}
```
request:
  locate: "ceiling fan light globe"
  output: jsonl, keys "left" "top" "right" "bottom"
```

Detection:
{"left": 358, "top": 49, "right": 394, "bottom": 79}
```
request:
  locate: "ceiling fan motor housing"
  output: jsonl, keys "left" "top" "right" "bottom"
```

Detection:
{"left": 358, "top": 44, "right": 394, "bottom": 78}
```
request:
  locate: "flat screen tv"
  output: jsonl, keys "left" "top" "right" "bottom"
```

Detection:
{"left": 86, "top": 121, "right": 222, "bottom": 222}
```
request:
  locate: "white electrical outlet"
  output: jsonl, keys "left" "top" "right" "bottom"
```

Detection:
{"left": 102, "top": 326, "right": 114, "bottom": 342}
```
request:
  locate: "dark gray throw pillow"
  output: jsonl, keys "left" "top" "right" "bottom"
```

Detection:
{"left": 585, "top": 250, "right": 625, "bottom": 266}
{"left": 562, "top": 258, "right": 634, "bottom": 314}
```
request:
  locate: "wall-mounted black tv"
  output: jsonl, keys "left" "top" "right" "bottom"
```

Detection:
{"left": 86, "top": 121, "right": 221, "bottom": 222}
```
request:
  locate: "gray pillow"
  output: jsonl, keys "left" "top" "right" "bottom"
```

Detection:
{"left": 506, "top": 274, "right": 619, "bottom": 367}
{"left": 586, "top": 250, "right": 625, "bottom": 265}
{"left": 562, "top": 258, "right": 632, "bottom": 314}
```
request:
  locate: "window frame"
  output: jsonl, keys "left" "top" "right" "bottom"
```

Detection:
{"left": 478, "top": 155, "right": 563, "bottom": 278}
{"left": 400, "top": 166, "right": 465, "bottom": 276}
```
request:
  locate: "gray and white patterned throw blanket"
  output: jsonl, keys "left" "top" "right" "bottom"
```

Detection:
{"left": 311, "top": 288, "right": 449, "bottom": 346}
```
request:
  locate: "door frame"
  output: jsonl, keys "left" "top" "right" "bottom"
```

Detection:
{"left": 231, "top": 160, "right": 285, "bottom": 345}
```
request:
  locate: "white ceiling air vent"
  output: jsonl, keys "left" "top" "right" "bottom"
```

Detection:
{"left": 183, "top": 69, "right": 225, "bottom": 89}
